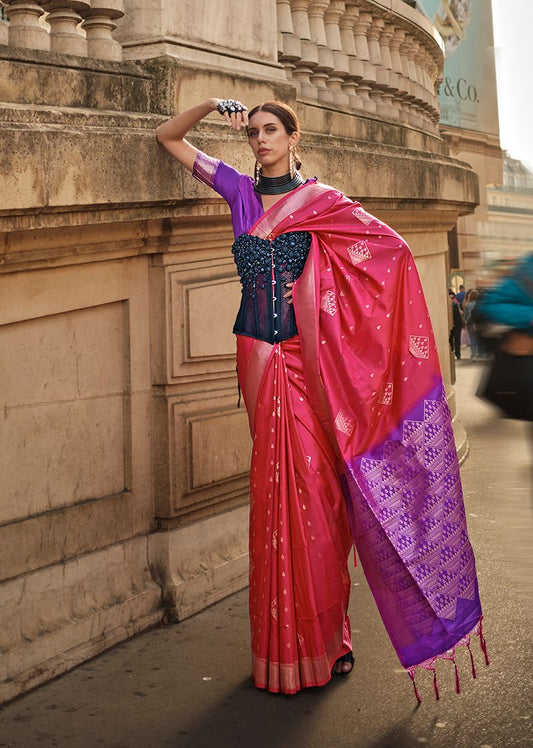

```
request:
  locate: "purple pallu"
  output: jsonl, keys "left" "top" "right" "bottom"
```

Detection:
{"left": 342, "top": 380, "right": 487, "bottom": 699}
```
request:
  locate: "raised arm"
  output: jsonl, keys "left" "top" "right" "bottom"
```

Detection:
{"left": 155, "top": 98, "right": 248, "bottom": 172}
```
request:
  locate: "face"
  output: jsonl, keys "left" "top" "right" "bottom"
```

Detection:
{"left": 247, "top": 111, "right": 299, "bottom": 176}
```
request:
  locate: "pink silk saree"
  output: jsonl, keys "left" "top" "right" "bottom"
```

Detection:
{"left": 239, "top": 181, "right": 487, "bottom": 699}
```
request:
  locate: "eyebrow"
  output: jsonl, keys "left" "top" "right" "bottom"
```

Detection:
{"left": 247, "top": 122, "right": 278, "bottom": 129}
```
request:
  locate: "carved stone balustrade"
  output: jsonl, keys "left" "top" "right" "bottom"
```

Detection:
{"left": 1, "top": 0, "right": 124, "bottom": 59}
{"left": 1, "top": 0, "right": 50, "bottom": 50}
{"left": 40, "top": 1, "right": 89, "bottom": 56}
{"left": 0, "top": 4, "right": 9, "bottom": 44}
{"left": 308, "top": 1, "right": 335, "bottom": 104}
{"left": 339, "top": 2, "right": 363, "bottom": 109}
{"left": 80, "top": 0, "right": 124, "bottom": 61}
{"left": 276, "top": 0, "right": 444, "bottom": 134}
{"left": 290, "top": 0, "right": 319, "bottom": 99}
{"left": 323, "top": 0, "right": 350, "bottom": 106}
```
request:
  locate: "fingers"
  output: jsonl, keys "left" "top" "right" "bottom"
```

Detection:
{"left": 228, "top": 110, "right": 247, "bottom": 130}
{"left": 218, "top": 100, "right": 248, "bottom": 130}
{"left": 283, "top": 282, "right": 294, "bottom": 305}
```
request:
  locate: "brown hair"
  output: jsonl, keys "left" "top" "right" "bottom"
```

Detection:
{"left": 247, "top": 101, "right": 302, "bottom": 169}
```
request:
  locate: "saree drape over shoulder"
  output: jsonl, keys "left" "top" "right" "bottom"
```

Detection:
{"left": 192, "top": 152, "right": 487, "bottom": 698}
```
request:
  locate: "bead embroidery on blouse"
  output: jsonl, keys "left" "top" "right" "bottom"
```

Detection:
{"left": 232, "top": 231, "right": 312, "bottom": 344}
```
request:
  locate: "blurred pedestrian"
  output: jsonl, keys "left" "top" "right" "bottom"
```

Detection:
{"left": 464, "top": 289, "right": 482, "bottom": 359}
{"left": 478, "top": 253, "right": 533, "bottom": 421}
{"left": 449, "top": 290, "right": 464, "bottom": 360}
{"left": 455, "top": 283, "right": 466, "bottom": 308}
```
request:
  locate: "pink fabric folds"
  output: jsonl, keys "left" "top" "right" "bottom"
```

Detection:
{"left": 237, "top": 334, "right": 353, "bottom": 694}
{"left": 246, "top": 182, "right": 485, "bottom": 692}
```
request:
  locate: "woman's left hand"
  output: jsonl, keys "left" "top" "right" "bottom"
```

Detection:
{"left": 216, "top": 99, "right": 249, "bottom": 130}
{"left": 283, "top": 282, "right": 294, "bottom": 305}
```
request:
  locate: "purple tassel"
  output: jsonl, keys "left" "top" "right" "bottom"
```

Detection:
{"left": 453, "top": 658, "right": 461, "bottom": 694}
{"left": 479, "top": 622, "right": 490, "bottom": 666}
{"left": 467, "top": 643, "right": 477, "bottom": 679}
{"left": 409, "top": 671, "right": 422, "bottom": 704}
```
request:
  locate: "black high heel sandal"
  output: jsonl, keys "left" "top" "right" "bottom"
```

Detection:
{"left": 333, "top": 651, "right": 354, "bottom": 676}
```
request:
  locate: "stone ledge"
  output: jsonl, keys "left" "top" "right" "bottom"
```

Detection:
{"left": 0, "top": 492, "right": 140, "bottom": 583}
{"left": 0, "top": 536, "right": 162, "bottom": 703}
{"left": 149, "top": 505, "right": 249, "bottom": 622}
{"left": 0, "top": 597, "right": 161, "bottom": 704}
{"left": 0, "top": 46, "right": 151, "bottom": 112}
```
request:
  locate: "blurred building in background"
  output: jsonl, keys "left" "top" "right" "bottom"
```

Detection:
{"left": 419, "top": 0, "right": 503, "bottom": 289}
{"left": 478, "top": 154, "right": 533, "bottom": 286}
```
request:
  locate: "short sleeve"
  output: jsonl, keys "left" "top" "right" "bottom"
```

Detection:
{"left": 192, "top": 150, "right": 244, "bottom": 206}
{"left": 192, "top": 151, "right": 220, "bottom": 188}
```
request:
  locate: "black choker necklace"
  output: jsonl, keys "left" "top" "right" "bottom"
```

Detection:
{"left": 255, "top": 171, "right": 305, "bottom": 195}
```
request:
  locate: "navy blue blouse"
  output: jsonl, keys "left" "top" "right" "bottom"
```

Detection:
{"left": 232, "top": 231, "right": 312, "bottom": 344}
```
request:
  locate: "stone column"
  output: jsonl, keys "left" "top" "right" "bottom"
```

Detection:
{"left": 308, "top": 0, "right": 334, "bottom": 104}
{"left": 378, "top": 22, "right": 396, "bottom": 119}
{"left": 367, "top": 14, "right": 385, "bottom": 114}
{"left": 277, "top": 0, "right": 302, "bottom": 81}
{"left": 41, "top": 1, "right": 90, "bottom": 56}
{"left": 353, "top": 9, "right": 375, "bottom": 113}
{"left": 291, "top": 0, "right": 319, "bottom": 99}
{"left": 339, "top": 1, "right": 362, "bottom": 110}
{"left": 0, "top": 3, "right": 9, "bottom": 44}
{"left": 3, "top": 0, "right": 50, "bottom": 50}
{"left": 323, "top": 0, "right": 350, "bottom": 107}
{"left": 389, "top": 25, "right": 407, "bottom": 122}
{"left": 80, "top": 0, "right": 124, "bottom": 61}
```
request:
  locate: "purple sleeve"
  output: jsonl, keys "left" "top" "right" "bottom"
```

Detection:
{"left": 192, "top": 151, "right": 242, "bottom": 206}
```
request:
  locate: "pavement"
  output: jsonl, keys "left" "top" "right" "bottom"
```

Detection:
{"left": 1, "top": 356, "right": 532, "bottom": 748}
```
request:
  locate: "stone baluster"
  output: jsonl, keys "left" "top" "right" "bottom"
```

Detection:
{"left": 352, "top": 8, "right": 375, "bottom": 113}
{"left": 80, "top": 0, "right": 124, "bottom": 61}
{"left": 290, "top": 0, "right": 319, "bottom": 99}
{"left": 389, "top": 27, "right": 408, "bottom": 123}
{"left": 2, "top": 0, "right": 50, "bottom": 50}
{"left": 378, "top": 22, "right": 397, "bottom": 119}
{"left": 0, "top": 4, "right": 8, "bottom": 44}
{"left": 398, "top": 34, "right": 416, "bottom": 124}
{"left": 367, "top": 14, "right": 386, "bottom": 115}
{"left": 339, "top": 1, "right": 363, "bottom": 110}
{"left": 323, "top": 0, "right": 350, "bottom": 107}
{"left": 403, "top": 34, "right": 424, "bottom": 128}
{"left": 277, "top": 0, "right": 301, "bottom": 80}
{"left": 418, "top": 46, "right": 440, "bottom": 126}
{"left": 308, "top": 0, "right": 334, "bottom": 104}
{"left": 40, "top": 1, "right": 90, "bottom": 56}
{"left": 427, "top": 51, "right": 442, "bottom": 124}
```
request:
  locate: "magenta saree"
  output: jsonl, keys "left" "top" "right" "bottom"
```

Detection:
{"left": 240, "top": 181, "right": 487, "bottom": 698}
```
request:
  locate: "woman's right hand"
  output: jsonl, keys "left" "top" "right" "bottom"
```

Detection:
{"left": 210, "top": 98, "right": 249, "bottom": 130}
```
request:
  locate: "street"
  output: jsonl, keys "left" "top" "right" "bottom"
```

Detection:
{"left": 0, "top": 360, "right": 531, "bottom": 748}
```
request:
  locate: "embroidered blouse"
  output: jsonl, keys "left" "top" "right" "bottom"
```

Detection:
{"left": 192, "top": 151, "right": 312, "bottom": 344}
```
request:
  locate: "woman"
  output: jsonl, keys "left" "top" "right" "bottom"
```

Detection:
{"left": 463, "top": 289, "right": 481, "bottom": 360}
{"left": 448, "top": 290, "right": 464, "bottom": 360}
{"left": 156, "top": 99, "right": 487, "bottom": 699}
{"left": 478, "top": 253, "right": 533, "bottom": 422}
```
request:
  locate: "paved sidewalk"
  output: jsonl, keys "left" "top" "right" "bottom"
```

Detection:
{"left": 0, "top": 361, "right": 532, "bottom": 748}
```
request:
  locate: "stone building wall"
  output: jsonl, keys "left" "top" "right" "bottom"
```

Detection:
{"left": 0, "top": 0, "right": 478, "bottom": 702}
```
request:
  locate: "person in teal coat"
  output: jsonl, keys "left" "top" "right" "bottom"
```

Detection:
{"left": 479, "top": 253, "right": 533, "bottom": 422}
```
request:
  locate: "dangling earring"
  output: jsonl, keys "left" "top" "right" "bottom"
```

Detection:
{"left": 289, "top": 146, "right": 296, "bottom": 179}
{"left": 254, "top": 160, "right": 262, "bottom": 186}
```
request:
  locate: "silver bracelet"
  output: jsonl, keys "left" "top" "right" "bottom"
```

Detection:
{"left": 217, "top": 99, "right": 247, "bottom": 115}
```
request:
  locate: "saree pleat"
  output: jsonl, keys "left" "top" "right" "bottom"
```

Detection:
{"left": 237, "top": 334, "right": 352, "bottom": 694}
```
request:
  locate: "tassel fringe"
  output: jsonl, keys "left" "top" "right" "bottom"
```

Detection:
{"left": 406, "top": 617, "right": 488, "bottom": 703}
